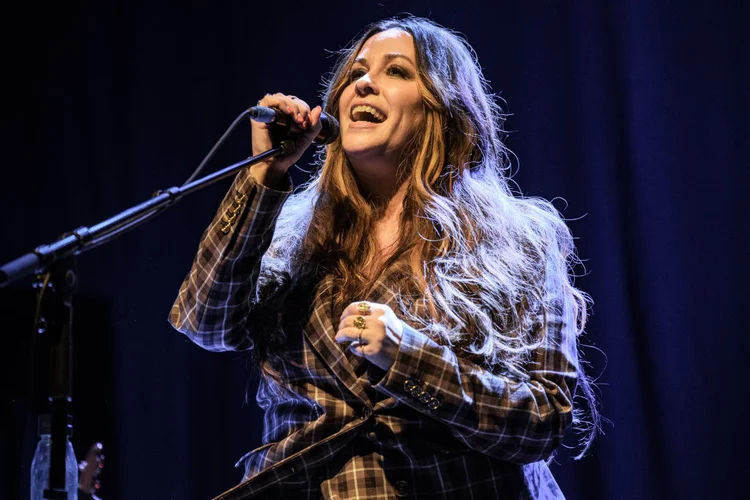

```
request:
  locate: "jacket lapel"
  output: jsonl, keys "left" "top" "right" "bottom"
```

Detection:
{"left": 366, "top": 275, "right": 400, "bottom": 310}
{"left": 303, "top": 274, "right": 370, "bottom": 403}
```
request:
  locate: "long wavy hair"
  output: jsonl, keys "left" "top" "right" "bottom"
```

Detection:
{"left": 255, "top": 16, "right": 600, "bottom": 458}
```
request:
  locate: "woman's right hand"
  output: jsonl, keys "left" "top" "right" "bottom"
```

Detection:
{"left": 250, "top": 93, "right": 323, "bottom": 189}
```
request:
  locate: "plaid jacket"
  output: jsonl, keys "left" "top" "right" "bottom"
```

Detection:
{"left": 169, "top": 169, "right": 578, "bottom": 499}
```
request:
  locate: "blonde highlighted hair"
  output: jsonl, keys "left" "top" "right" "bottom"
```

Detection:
{"left": 257, "top": 16, "right": 600, "bottom": 458}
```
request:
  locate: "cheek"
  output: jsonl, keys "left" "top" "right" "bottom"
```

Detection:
{"left": 397, "top": 89, "right": 423, "bottom": 123}
{"left": 394, "top": 102, "right": 424, "bottom": 136}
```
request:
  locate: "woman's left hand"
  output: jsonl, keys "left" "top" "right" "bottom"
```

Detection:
{"left": 336, "top": 301, "right": 404, "bottom": 371}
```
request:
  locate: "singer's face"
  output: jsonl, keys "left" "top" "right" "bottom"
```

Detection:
{"left": 339, "top": 29, "right": 423, "bottom": 171}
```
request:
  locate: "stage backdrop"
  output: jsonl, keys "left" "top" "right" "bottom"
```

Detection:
{"left": 2, "top": 1, "right": 747, "bottom": 499}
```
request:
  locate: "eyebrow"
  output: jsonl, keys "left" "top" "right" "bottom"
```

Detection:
{"left": 353, "top": 53, "right": 416, "bottom": 67}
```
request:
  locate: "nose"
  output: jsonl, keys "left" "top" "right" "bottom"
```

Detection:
{"left": 354, "top": 72, "right": 378, "bottom": 96}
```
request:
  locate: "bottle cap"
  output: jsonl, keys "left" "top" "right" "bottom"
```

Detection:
{"left": 38, "top": 414, "right": 73, "bottom": 437}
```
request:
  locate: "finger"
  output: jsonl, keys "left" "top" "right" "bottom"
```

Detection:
{"left": 306, "top": 106, "right": 323, "bottom": 135}
{"left": 340, "top": 301, "right": 370, "bottom": 320}
{"left": 258, "top": 93, "right": 306, "bottom": 129}
{"left": 272, "top": 92, "right": 301, "bottom": 112}
{"left": 335, "top": 327, "right": 363, "bottom": 344}
{"left": 341, "top": 302, "right": 384, "bottom": 322}
{"left": 257, "top": 93, "right": 296, "bottom": 113}
{"left": 292, "top": 97, "right": 311, "bottom": 122}
{"left": 310, "top": 105, "right": 322, "bottom": 125}
{"left": 349, "top": 343, "right": 366, "bottom": 357}
{"left": 256, "top": 93, "right": 273, "bottom": 106}
{"left": 338, "top": 317, "right": 352, "bottom": 331}
{"left": 275, "top": 93, "right": 306, "bottom": 128}
{"left": 338, "top": 314, "right": 370, "bottom": 331}
{"left": 283, "top": 95, "right": 314, "bottom": 130}
{"left": 356, "top": 300, "right": 373, "bottom": 316}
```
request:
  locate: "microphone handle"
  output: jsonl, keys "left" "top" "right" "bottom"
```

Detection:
{"left": 248, "top": 106, "right": 338, "bottom": 145}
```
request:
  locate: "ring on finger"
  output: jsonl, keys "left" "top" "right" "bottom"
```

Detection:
{"left": 353, "top": 315, "right": 366, "bottom": 330}
{"left": 358, "top": 330, "right": 367, "bottom": 355}
{"left": 357, "top": 302, "right": 371, "bottom": 315}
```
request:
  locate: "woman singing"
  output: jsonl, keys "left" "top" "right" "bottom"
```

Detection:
{"left": 170, "top": 15, "right": 599, "bottom": 499}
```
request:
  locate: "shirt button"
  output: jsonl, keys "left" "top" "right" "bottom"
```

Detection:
{"left": 394, "top": 480, "right": 409, "bottom": 497}
{"left": 360, "top": 407, "right": 372, "bottom": 420}
{"left": 367, "top": 431, "right": 378, "bottom": 443}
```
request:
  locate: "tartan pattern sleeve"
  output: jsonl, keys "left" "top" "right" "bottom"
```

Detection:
{"left": 168, "top": 169, "right": 291, "bottom": 351}
{"left": 373, "top": 258, "right": 578, "bottom": 465}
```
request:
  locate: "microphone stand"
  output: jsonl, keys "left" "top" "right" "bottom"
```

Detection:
{"left": 0, "top": 109, "right": 296, "bottom": 499}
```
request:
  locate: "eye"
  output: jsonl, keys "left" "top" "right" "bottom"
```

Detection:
{"left": 348, "top": 67, "right": 367, "bottom": 81}
{"left": 386, "top": 65, "right": 411, "bottom": 78}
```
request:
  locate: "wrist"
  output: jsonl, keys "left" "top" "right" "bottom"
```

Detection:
{"left": 250, "top": 161, "right": 290, "bottom": 190}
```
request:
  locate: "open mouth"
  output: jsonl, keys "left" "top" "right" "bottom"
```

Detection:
{"left": 350, "top": 105, "right": 386, "bottom": 123}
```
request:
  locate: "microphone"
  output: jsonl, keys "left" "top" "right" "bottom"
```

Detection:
{"left": 248, "top": 105, "right": 340, "bottom": 145}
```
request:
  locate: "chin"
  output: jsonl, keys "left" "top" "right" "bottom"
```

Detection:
{"left": 342, "top": 140, "right": 385, "bottom": 159}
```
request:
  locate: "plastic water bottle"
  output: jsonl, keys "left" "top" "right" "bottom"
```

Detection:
{"left": 30, "top": 414, "right": 78, "bottom": 500}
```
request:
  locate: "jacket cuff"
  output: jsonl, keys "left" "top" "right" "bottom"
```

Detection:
{"left": 372, "top": 323, "right": 449, "bottom": 413}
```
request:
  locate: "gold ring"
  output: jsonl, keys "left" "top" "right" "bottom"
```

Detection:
{"left": 357, "top": 302, "right": 371, "bottom": 314}
{"left": 353, "top": 316, "right": 366, "bottom": 330}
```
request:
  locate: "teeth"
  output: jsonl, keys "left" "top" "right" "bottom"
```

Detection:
{"left": 351, "top": 105, "right": 385, "bottom": 123}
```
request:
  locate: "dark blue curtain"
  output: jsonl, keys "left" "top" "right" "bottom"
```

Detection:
{"left": 2, "top": 1, "right": 746, "bottom": 499}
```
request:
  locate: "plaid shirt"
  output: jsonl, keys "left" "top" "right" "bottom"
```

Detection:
{"left": 169, "top": 169, "right": 578, "bottom": 499}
